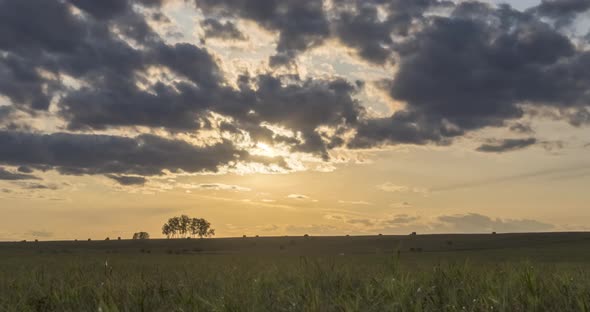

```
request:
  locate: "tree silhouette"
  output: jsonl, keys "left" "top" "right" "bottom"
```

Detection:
{"left": 162, "top": 215, "right": 215, "bottom": 238}
{"left": 132, "top": 232, "right": 150, "bottom": 240}
{"left": 180, "top": 215, "right": 191, "bottom": 237}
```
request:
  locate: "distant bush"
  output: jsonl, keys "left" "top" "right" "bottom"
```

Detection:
{"left": 243, "top": 235, "right": 247, "bottom": 238}
{"left": 105, "top": 237, "right": 110, "bottom": 241}
{"left": 87, "top": 238, "right": 91, "bottom": 241}
{"left": 117, "top": 237, "right": 121, "bottom": 241}
{"left": 132, "top": 232, "right": 150, "bottom": 240}
{"left": 304, "top": 234, "right": 309, "bottom": 238}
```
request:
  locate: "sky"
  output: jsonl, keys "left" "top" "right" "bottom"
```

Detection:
{"left": 0, "top": 0, "right": 589, "bottom": 241}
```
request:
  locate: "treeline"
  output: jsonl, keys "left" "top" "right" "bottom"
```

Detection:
{"left": 162, "top": 215, "right": 215, "bottom": 238}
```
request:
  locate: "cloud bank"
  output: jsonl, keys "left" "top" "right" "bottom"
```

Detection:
{"left": 0, "top": 0, "right": 588, "bottom": 184}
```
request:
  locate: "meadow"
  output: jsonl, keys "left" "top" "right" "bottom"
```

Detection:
{"left": 2, "top": 232, "right": 590, "bottom": 311}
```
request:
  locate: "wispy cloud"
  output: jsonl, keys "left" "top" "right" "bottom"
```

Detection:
{"left": 338, "top": 200, "right": 373, "bottom": 205}
{"left": 179, "top": 183, "right": 251, "bottom": 192}
{"left": 377, "top": 183, "right": 429, "bottom": 195}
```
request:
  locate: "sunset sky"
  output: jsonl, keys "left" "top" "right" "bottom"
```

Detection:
{"left": 1, "top": 0, "right": 589, "bottom": 241}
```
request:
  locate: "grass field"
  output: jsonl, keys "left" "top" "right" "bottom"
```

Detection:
{"left": 2, "top": 232, "right": 590, "bottom": 311}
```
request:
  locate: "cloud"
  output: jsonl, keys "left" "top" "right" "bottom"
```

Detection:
{"left": 529, "top": 0, "right": 590, "bottom": 27}
{"left": 201, "top": 18, "right": 246, "bottom": 41}
{"left": 509, "top": 122, "right": 534, "bottom": 134}
{"left": 0, "top": 0, "right": 590, "bottom": 184}
{"left": 377, "top": 183, "right": 429, "bottom": 194}
{"left": 25, "top": 230, "right": 54, "bottom": 238}
{"left": 107, "top": 175, "right": 147, "bottom": 186}
{"left": 15, "top": 182, "right": 61, "bottom": 190}
{"left": 338, "top": 200, "right": 372, "bottom": 205}
{"left": 0, "top": 167, "right": 39, "bottom": 180}
{"left": 195, "top": 0, "right": 330, "bottom": 66}
{"left": 390, "top": 202, "right": 413, "bottom": 209}
{"left": 385, "top": 214, "right": 420, "bottom": 225}
{"left": 437, "top": 213, "right": 553, "bottom": 233}
{"left": 347, "top": 218, "right": 375, "bottom": 226}
{"left": 476, "top": 138, "right": 537, "bottom": 153}
{"left": 182, "top": 183, "right": 251, "bottom": 192}
{"left": 350, "top": 2, "right": 590, "bottom": 148}
{"left": 0, "top": 131, "right": 245, "bottom": 177}
{"left": 287, "top": 194, "right": 310, "bottom": 200}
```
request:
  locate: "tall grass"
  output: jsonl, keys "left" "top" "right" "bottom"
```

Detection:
{"left": 1, "top": 254, "right": 590, "bottom": 311}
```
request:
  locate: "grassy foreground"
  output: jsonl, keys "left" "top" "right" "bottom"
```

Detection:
{"left": 2, "top": 233, "right": 590, "bottom": 311}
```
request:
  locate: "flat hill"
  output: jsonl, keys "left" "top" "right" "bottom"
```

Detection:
{"left": 3, "top": 232, "right": 590, "bottom": 262}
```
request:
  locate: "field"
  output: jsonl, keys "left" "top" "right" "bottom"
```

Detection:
{"left": 2, "top": 232, "right": 590, "bottom": 311}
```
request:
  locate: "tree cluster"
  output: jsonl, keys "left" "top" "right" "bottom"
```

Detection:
{"left": 133, "top": 232, "right": 150, "bottom": 240}
{"left": 162, "top": 215, "right": 215, "bottom": 239}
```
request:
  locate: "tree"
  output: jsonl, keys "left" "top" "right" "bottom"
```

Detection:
{"left": 162, "top": 215, "right": 215, "bottom": 239}
{"left": 132, "top": 232, "right": 150, "bottom": 240}
{"left": 180, "top": 215, "right": 191, "bottom": 237}
{"left": 190, "top": 218, "right": 215, "bottom": 238}
{"left": 162, "top": 223, "right": 172, "bottom": 238}
{"left": 167, "top": 217, "right": 181, "bottom": 238}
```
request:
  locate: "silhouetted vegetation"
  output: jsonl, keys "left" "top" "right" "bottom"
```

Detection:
{"left": 132, "top": 232, "right": 150, "bottom": 240}
{"left": 161, "top": 215, "right": 215, "bottom": 239}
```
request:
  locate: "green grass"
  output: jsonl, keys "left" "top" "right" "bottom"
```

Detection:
{"left": 2, "top": 233, "right": 590, "bottom": 311}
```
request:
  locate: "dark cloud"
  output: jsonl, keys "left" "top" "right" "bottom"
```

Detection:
{"left": 332, "top": 0, "right": 450, "bottom": 65}
{"left": 477, "top": 138, "right": 537, "bottom": 153}
{"left": 195, "top": 0, "right": 330, "bottom": 66}
{"left": 0, "top": 130, "right": 245, "bottom": 176}
{"left": 17, "top": 166, "right": 34, "bottom": 174}
{"left": 0, "top": 0, "right": 589, "bottom": 181}
{"left": 530, "top": 0, "right": 590, "bottom": 27}
{"left": 351, "top": 3, "right": 590, "bottom": 148}
{"left": 69, "top": 0, "right": 131, "bottom": 20}
{"left": 0, "top": 167, "right": 39, "bottom": 180}
{"left": 106, "top": 175, "right": 147, "bottom": 186}
{"left": 201, "top": 18, "right": 246, "bottom": 40}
